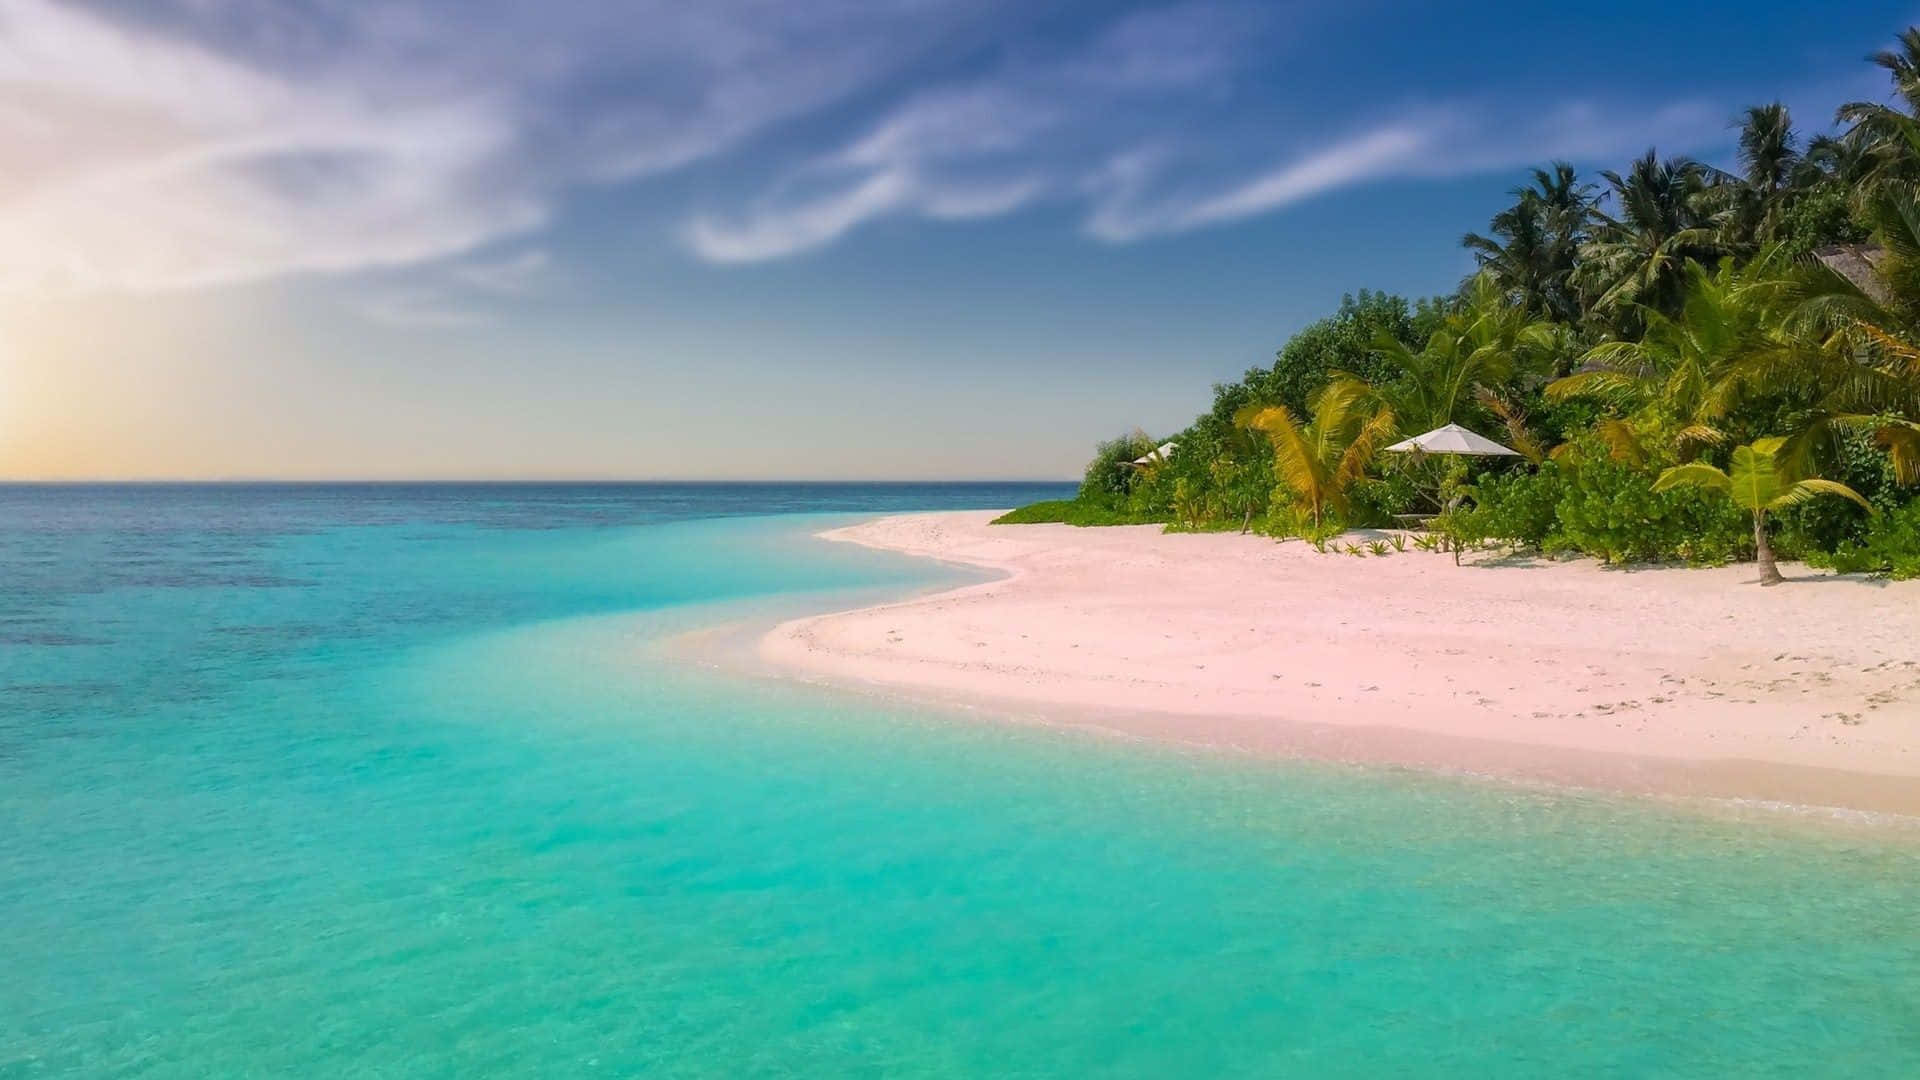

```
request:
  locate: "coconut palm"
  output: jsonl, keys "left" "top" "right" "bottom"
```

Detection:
{"left": 1549, "top": 250, "right": 1791, "bottom": 452}
{"left": 1707, "top": 104, "right": 1833, "bottom": 252}
{"left": 1463, "top": 163, "right": 1595, "bottom": 323}
{"left": 1236, "top": 377, "right": 1396, "bottom": 532}
{"left": 1654, "top": 437, "right": 1874, "bottom": 585}
{"left": 1836, "top": 30, "right": 1920, "bottom": 190}
{"left": 1373, "top": 274, "right": 1560, "bottom": 433}
{"left": 1761, "top": 185, "right": 1920, "bottom": 480}
{"left": 1578, "top": 151, "right": 1728, "bottom": 330}
{"left": 1740, "top": 103, "right": 1804, "bottom": 192}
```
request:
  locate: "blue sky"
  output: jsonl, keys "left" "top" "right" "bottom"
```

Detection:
{"left": 1, "top": 0, "right": 1914, "bottom": 479}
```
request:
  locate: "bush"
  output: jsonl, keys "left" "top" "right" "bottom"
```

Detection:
{"left": 1772, "top": 428, "right": 1903, "bottom": 558}
{"left": 1777, "top": 185, "right": 1870, "bottom": 260}
{"left": 1557, "top": 459, "right": 1749, "bottom": 564}
{"left": 1804, "top": 499, "right": 1920, "bottom": 579}
{"left": 1461, "top": 465, "right": 1565, "bottom": 546}
{"left": 991, "top": 500, "right": 1157, "bottom": 526}
{"left": 1458, "top": 457, "right": 1747, "bottom": 564}
{"left": 1078, "top": 430, "right": 1161, "bottom": 504}
{"left": 1348, "top": 470, "right": 1421, "bottom": 528}
{"left": 1250, "top": 291, "right": 1444, "bottom": 416}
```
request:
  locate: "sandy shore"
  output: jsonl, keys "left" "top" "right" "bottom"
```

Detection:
{"left": 761, "top": 511, "right": 1920, "bottom": 815}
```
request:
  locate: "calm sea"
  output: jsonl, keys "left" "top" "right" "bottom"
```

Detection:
{"left": 2, "top": 483, "right": 1916, "bottom": 1077}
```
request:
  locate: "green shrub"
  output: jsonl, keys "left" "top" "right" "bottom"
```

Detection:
{"left": 1772, "top": 428, "right": 1903, "bottom": 558}
{"left": 991, "top": 500, "right": 1158, "bottom": 526}
{"left": 1349, "top": 470, "right": 1421, "bottom": 528}
{"left": 1457, "top": 457, "right": 1746, "bottom": 564}
{"left": 1548, "top": 458, "right": 1748, "bottom": 564}
{"left": 1777, "top": 184, "right": 1870, "bottom": 260}
{"left": 1461, "top": 465, "right": 1565, "bottom": 546}
{"left": 1078, "top": 430, "right": 1161, "bottom": 503}
{"left": 1804, "top": 499, "right": 1920, "bottom": 579}
{"left": 1254, "top": 291, "right": 1442, "bottom": 416}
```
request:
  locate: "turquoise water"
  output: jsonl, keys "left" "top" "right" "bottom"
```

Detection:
{"left": 3, "top": 484, "right": 1916, "bottom": 1077}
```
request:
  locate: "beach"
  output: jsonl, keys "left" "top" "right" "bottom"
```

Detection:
{"left": 763, "top": 511, "right": 1920, "bottom": 814}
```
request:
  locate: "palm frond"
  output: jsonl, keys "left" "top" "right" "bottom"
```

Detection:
{"left": 1335, "top": 406, "right": 1397, "bottom": 490}
{"left": 1674, "top": 423, "right": 1728, "bottom": 450}
{"left": 1875, "top": 420, "right": 1920, "bottom": 485}
{"left": 1772, "top": 478, "right": 1876, "bottom": 513}
{"left": 1594, "top": 419, "right": 1648, "bottom": 466}
{"left": 1653, "top": 462, "right": 1731, "bottom": 494}
{"left": 1545, "top": 369, "right": 1642, "bottom": 403}
{"left": 1473, "top": 387, "right": 1547, "bottom": 463}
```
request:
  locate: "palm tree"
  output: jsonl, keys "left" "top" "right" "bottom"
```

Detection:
{"left": 1373, "top": 274, "right": 1559, "bottom": 434}
{"left": 1708, "top": 104, "right": 1831, "bottom": 252}
{"left": 1548, "top": 251, "right": 1790, "bottom": 453}
{"left": 1740, "top": 103, "right": 1803, "bottom": 192}
{"left": 1464, "top": 163, "right": 1595, "bottom": 323}
{"left": 1578, "top": 151, "right": 1727, "bottom": 329}
{"left": 1805, "top": 133, "right": 1876, "bottom": 188}
{"left": 1766, "top": 185, "right": 1920, "bottom": 481}
{"left": 1837, "top": 29, "right": 1920, "bottom": 190}
{"left": 1236, "top": 377, "right": 1396, "bottom": 532}
{"left": 1654, "top": 437, "right": 1874, "bottom": 585}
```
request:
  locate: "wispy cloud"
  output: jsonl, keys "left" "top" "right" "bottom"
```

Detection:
{"left": 1085, "top": 127, "right": 1433, "bottom": 242}
{"left": 685, "top": 171, "right": 915, "bottom": 264}
{"left": 0, "top": 0, "right": 983, "bottom": 292}
{"left": 685, "top": 2, "right": 1258, "bottom": 262}
{"left": 0, "top": 0, "right": 1802, "bottom": 289}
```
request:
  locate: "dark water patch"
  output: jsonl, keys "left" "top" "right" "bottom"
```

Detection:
{"left": 0, "top": 632, "right": 110, "bottom": 646}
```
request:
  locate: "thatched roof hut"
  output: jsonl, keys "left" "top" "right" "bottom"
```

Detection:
{"left": 1814, "top": 244, "right": 1890, "bottom": 305}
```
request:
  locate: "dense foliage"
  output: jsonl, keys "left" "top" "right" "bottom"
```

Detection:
{"left": 1018, "top": 28, "right": 1920, "bottom": 580}
{"left": 991, "top": 500, "right": 1157, "bottom": 526}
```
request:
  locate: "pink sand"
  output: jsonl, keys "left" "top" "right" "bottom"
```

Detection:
{"left": 761, "top": 511, "right": 1920, "bottom": 814}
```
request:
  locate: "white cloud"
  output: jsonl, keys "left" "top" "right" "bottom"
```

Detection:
{"left": 1085, "top": 127, "right": 1431, "bottom": 242}
{"left": 681, "top": 2, "right": 1257, "bottom": 262}
{"left": 0, "top": 0, "right": 1770, "bottom": 289}
{"left": 0, "top": 0, "right": 981, "bottom": 292}
{"left": 685, "top": 171, "right": 914, "bottom": 263}
{"left": 0, "top": 0, "right": 527, "bottom": 291}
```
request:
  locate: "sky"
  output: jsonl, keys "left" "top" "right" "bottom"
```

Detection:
{"left": 1, "top": 0, "right": 1915, "bottom": 480}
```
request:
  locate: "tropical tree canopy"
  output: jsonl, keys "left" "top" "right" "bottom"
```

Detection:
{"left": 1236, "top": 377, "right": 1396, "bottom": 530}
{"left": 1027, "top": 26, "right": 1920, "bottom": 583}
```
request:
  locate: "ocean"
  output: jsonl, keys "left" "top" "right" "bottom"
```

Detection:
{"left": 2, "top": 483, "right": 1916, "bottom": 1077}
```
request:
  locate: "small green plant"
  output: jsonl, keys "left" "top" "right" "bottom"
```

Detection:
{"left": 1806, "top": 499, "right": 1920, "bottom": 579}
{"left": 1309, "top": 536, "right": 1329, "bottom": 554}
{"left": 1344, "top": 542, "right": 1366, "bottom": 556}
{"left": 992, "top": 500, "right": 1160, "bottom": 526}
{"left": 1366, "top": 539, "right": 1391, "bottom": 556}
{"left": 1654, "top": 437, "right": 1874, "bottom": 585}
{"left": 1412, "top": 533, "right": 1441, "bottom": 552}
{"left": 1388, "top": 532, "right": 1408, "bottom": 552}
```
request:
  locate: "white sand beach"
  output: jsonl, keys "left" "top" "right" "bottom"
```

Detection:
{"left": 763, "top": 511, "right": 1920, "bottom": 814}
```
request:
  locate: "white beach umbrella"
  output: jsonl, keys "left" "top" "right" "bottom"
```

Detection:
{"left": 1385, "top": 423, "right": 1519, "bottom": 457}
{"left": 1130, "top": 441, "right": 1177, "bottom": 466}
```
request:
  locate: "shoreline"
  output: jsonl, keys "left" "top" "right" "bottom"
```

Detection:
{"left": 755, "top": 510, "right": 1920, "bottom": 817}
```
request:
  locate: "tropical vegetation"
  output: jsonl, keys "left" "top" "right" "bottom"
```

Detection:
{"left": 1009, "top": 28, "right": 1920, "bottom": 582}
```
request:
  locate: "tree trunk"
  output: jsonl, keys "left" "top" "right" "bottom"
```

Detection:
{"left": 1753, "top": 511, "right": 1783, "bottom": 586}
{"left": 1240, "top": 507, "right": 1252, "bottom": 534}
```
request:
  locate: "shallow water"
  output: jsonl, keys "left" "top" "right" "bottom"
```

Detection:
{"left": 3, "top": 484, "right": 1916, "bottom": 1077}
